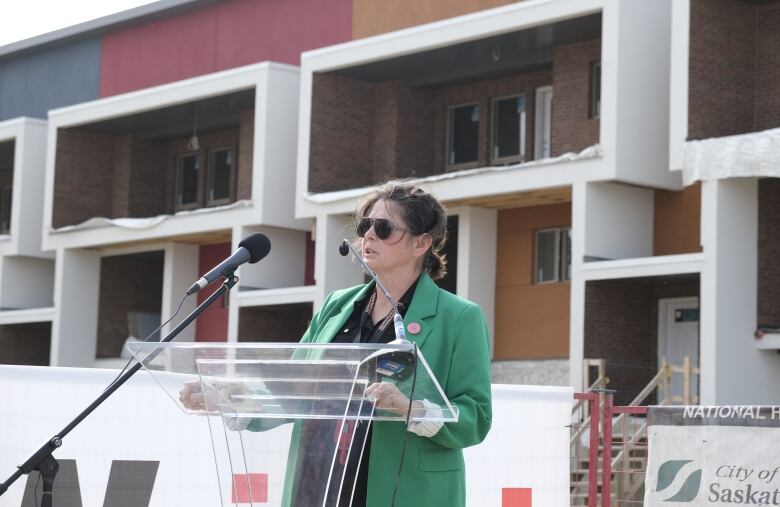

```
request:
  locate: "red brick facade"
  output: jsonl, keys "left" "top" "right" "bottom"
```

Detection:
{"left": 309, "top": 73, "right": 378, "bottom": 193}
{"left": 550, "top": 39, "right": 601, "bottom": 157}
{"left": 758, "top": 178, "right": 780, "bottom": 327}
{"left": 584, "top": 276, "right": 699, "bottom": 405}
{"left": 53, "top": 129, "right": 115, "bottom": 228}
{"left": 689, "top": 0, "right": 780, "bottom": 140}
{"left": 52, "top": 109, "right": 254, "bottom": 228}
{"left": 237, "top": 303, "right": 313, "bottom": 342}
{"left": 96, "top": 252, "right": 164, "bottom": 358}
{"left": 0, "top": 323, "right": 51, "bottom": 365}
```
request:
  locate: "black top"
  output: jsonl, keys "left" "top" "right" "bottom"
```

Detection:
{"left": 329, "top": 279, "right": 418, "bottom": 507}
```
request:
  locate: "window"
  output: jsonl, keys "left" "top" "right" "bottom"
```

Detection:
{"left": 589, "top": 61, "right": 601, "bottom": 119}
{"left": 0, "top": 173, "right": 11, "bottom": 235}
{"left": 175, "top": 153, "right": 200, "bottom": 210}
{"left": 447, "top": 103, "right": 480, "bottom": 168}
{"left": 491, "top": 95, "right": 526, "bottom": 164}
{"left": 0, "top": 142, "right": 12, "bottom": 235}
{"left": 206, "top": 147, "right": 235, "bottom": 206}
{"left": 534, "top": 227, "right": 571, "bottom": 284}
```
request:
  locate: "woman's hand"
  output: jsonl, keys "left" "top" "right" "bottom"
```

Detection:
{"left": 365, "top": 382, "right": 414, "bottom": 417}
{"left": 179, "top": 381, "right": 210, "bottom": 411}
{"left": 179, "top": 381, "right": 248, "bottom": 412}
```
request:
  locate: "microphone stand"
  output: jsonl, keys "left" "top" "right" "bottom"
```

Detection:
{"left": 0, "top": 274, "right": 239, "bottom": 506}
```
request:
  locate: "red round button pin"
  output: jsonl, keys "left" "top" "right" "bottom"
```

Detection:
{"left": 407, "top": 322, "right": 421, "bottom": 335}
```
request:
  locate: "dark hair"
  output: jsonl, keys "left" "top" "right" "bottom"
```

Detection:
{"left": 356, "top": 181, "right": 448, "bottom": 280}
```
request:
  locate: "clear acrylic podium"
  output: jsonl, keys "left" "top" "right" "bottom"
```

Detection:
{"left": 126, "top": 342, "right": 458, "bottom": 507}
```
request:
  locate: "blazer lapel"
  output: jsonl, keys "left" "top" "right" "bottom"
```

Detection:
{"left": 403, "top": 273, "right": 439, "bottom": 349}
{"left": 315, "top": 283, "right": 373, "bottom": 344}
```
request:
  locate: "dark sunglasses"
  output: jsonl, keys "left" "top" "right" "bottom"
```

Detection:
{"left": 356, "top": 217, "right": 408, "bottom": 242}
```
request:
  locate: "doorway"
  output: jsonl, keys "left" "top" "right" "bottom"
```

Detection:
{"left": 658, "top": 297, "right": 699, "bottom": 402}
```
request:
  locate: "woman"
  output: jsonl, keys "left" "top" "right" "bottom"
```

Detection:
{"left": 296, "top": 181, "right": 492, "bottom": 506}
{"left": 183, "top": 181, "right": 492, "bottom": 506}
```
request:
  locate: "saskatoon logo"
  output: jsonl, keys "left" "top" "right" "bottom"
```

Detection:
{"left": 656, "top": 459, "right": 703, "bottom": 502}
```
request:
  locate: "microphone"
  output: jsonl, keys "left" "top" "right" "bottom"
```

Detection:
{"left": 339, "top": 240, "right": 409, "bottom": 344}
{"left": 186, "top": 234, "right": 271, "bottom": 295}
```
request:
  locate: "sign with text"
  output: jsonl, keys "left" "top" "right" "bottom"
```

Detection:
{"left": 644, "top": 406, "right": 780, "bottom": 506}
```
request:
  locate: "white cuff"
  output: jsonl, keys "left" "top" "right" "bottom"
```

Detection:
{"left": 407, "top": 399, "right": 444, "bottom": 438}
{"left": 223, "top": 416, "right": 250, "bottom": 432}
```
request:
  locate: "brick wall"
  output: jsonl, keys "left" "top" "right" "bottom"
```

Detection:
{"left": 309, "top": 73, "right": 375, "bottom": 192}
{"left": 309, "top": 69, "right": 552, "bottom": 192}
{"left": 688, "top": 0, "right": 754, "bottom": 140}
{"left": 112, "top": 134, "right": 132, "bottom": 218}
{"left": 754, "top": 2, "right": 780, "bottom": 132}
{"left": 53, "top": 129, "right": 114, "bottom": 228}
{"left": 129, "top": 137, "right": 168, "bottom": 217}
{"left": 96, "top": 252, "right": 164, "bottom": 358}
{"left": 53, "top": 110, "right": 251, "bottom": 228}
{"left": 237, "top": 109, "right": 254, "bottom": 200}
{"left": 0, "top": 323, "right": 51, "bottom": 365}
{"left": 550, "top": 39, "right": 601, "bottom": 157}
{"left": 758, "top": 178, "right": 780, "bottom": 327}
{"left": 237, "top": 303, "right": 313, "bottom": 342}
{"left": 688, "top": 0, "right": 780, "bottom": 139}
{"left": 584, "top": 276, "right": 699, "bottom": 405}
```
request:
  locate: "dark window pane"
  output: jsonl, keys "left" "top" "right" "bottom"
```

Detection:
{"left": 590, "top": 62, "right": 601, "bottom": 119}
{"left": 493, "top": 96, "right": 525, "bottom": 160}
{"left": 208, "top": 149, "right": 232, "bottom": 202}
{"left": 0, "top": 186, "right": 11, "bottom": 235}
{"left": 448, "top": 104, "right": 479, "bottom": 165}
{"left": 536, "top": 230, "right": 558, "bottom": 283}
{"left": 561, "top": 228, "right": 571, "bottom": 281}
{"left": 177, "top": 155, "right": 199, "bottom": 206}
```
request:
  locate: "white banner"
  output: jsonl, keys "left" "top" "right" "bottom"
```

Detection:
{"left": 0, "top": 366, "right": 571, "bottom": 507}
{"left": 645, "top": 407, "right": 780, "bottom": 506}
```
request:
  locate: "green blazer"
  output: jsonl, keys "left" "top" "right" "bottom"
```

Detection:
{"left": 295, "top": 272, "right": 493, "bottom": 507}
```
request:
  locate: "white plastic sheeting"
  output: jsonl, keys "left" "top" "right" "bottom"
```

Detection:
{"left": 49, "top": 199, "right": 254, "bottom": 234}
{"left": 305, "top": 144, "right": 602, "bottom": 204}
{"left": 0, "top": 365, "right": 572, "bottom": 507}
{"left": 683, "top": 127, "right": 780, "bottom": 186}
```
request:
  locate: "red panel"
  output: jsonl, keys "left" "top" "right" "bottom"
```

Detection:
{"left": 195, "top": 242, "right": 231, "bottom": 342}
{"left": 99, "top": 0, "right": 352, "bottom": 97}
{"left": 502, "top": 488, "right": 532, "bottom": 507}
{"left": 231, "top": 473, "right": 268, "bottom": 503}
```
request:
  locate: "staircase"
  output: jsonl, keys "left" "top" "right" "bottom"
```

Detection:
{"left": 570, "top": 357, "right": 699, "bottom": 506}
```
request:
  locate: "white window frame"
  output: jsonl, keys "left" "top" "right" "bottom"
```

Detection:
{"left": 534, "top": 85, "right": 553, "bottom": 160}
{"left": 175, "top": 153, "right": 200, "bottom": 211}
{"left": 534, "top": 226, "right": 572, "bottom": 284}
{"left": 206, "top": 146, "right": 235, "bottom": 207}
{"left": 446, "top": 101, "right": 481, "bottom": 171}
{"left": 490, "top": 94, "right": 527, "bottom": 165}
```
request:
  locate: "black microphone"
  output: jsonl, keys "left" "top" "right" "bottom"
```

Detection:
{"left": 338, "top": 240, "right": 409, "bottom": 344}
{"left": 186, "top": 234, "right": 271, "bottom": 295}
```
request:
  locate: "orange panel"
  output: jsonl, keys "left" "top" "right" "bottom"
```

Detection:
{"left": 653, "top": 183, "right": 702, "bottom": 256}
{"left": 352, "top": 0, "right": 526, "bottom": 39}
{"left": 493, "top": 204, "right": 572, "bottom": 359}
{"left": 494, "top": 284, "right": 570, "bottom": 359}
{"left": 497, "top": 203, "right": 571, "bottom": 232}
{"left": 495, "top": 230, "right": 533, "bottom": 287}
